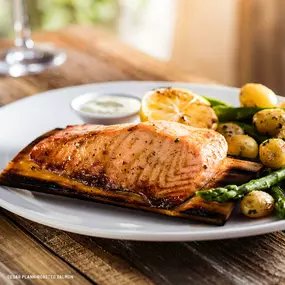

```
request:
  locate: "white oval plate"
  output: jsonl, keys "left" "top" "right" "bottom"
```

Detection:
{"left": 1, "top": 81, "right": 285, "bottom": 241}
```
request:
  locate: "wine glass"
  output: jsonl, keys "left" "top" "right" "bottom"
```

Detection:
{"left": 0, "top": 0, "right": 66, "bottom": 77}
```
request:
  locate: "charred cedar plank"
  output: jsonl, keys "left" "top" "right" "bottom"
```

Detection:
{"left": 0, "top": 129, "right": 263, "bottom": 226}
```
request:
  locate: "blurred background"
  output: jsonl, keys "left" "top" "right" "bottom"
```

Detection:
{"left": 0, "top": 0, "right": 284, "bottom": 94}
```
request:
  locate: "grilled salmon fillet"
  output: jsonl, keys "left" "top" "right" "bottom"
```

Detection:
{"left": 30, "top": 121, "right": 227, "bottom": 208}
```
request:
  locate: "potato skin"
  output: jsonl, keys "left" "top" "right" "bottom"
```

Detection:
{"left": 227, "top": 135, "right": 258, "bottom": 158}
{"left": 253, "top": 108, "right": 285, "bottom": 136}
{"left": 217, "top": 123, "right": 244, "bottom": 138}
{"left": 240, "top": 83, "right": 277, "bottom": 107}
{"left": 240, "top": 190, "right": 274, "bottom": 218}
{"left": 276, "top": 126, "right": 285, "bottom": 139}
{"left": 259, "top": 138, "right": 285, "bottom": 169}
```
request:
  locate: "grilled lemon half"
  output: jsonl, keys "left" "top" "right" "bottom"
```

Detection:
{"left": 140, "top": 87, "right": 218, "bottom": 130}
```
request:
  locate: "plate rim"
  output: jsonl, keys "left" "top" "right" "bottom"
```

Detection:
{"left": 1, "top": 80, "right": 241, "bottom": 109}
{"left": 1, "top": 191, "right": 285, "bottom": 241}
{"left": 1, "top": 80, "right": 285, "bottom": 241}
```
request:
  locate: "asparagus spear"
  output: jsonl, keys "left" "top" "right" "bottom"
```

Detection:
{"left": 203, "top": 96, "right": 229, "bottom": 107}
{"left": 196, "top": 167, "right": 285, "bottom": 202}
{"left": 233, "top": 122, "right": 268, "bottom": 143}
{"left": 213, "top": 106, "right": 272, "bottom": 122}
{"left": 271, "top": 186, "right": 285, "bottom": 219}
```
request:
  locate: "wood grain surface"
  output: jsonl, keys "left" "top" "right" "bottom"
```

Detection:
{"left": 0, "top": 25, "right": 284, "bottom": 285}
{"left": 0, "top": 214, "right": 91, "bottom": 285}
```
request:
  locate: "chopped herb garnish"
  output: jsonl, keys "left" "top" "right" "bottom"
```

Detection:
{"left": 174, "top": 138, "right": 179, "bottom": 143}
{"left": 248, "top": 209, "right": 257, "bottom": 215}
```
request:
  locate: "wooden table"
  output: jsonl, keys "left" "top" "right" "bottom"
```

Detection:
{"left": 0, "top": 26, "right": 284, "bottom": 285}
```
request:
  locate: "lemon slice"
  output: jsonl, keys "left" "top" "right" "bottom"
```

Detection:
{"left": 140, "top": 87, "right": 218, "bottom": 129}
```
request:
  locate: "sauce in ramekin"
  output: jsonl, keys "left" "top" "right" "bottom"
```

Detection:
{"left": 80, "top": 95, "right": 141, "bottom": 115}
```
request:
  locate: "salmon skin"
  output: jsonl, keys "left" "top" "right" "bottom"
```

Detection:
{"left": 0, "top": 121, "right": 263, "bottom": 225}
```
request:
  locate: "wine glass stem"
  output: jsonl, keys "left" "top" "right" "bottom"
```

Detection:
{"left": 13, "top": 0, "right": 34, "bottom": 48}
